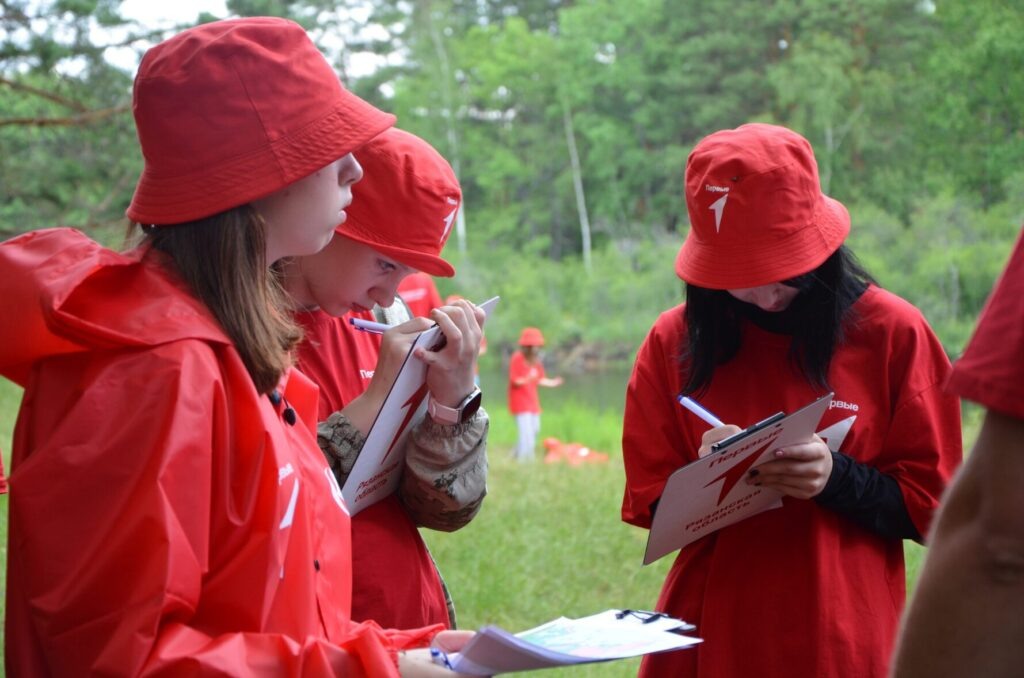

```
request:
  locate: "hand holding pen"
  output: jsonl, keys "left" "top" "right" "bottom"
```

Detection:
{"left": 677, "top": 395, "right": 741, "bottom": 458}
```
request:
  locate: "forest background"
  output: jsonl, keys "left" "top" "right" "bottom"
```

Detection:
{"left": 0, "top": 1, "right": 1021, "bottom": 675}
{"left": 2, "top": 0, "right": 1022, "bottom": 363}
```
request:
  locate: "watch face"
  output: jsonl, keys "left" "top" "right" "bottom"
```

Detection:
{"left": 460, "top": 389, "right": 483, "bottom": 422}
{"left": 429, "top": 389, "right": 483, "bottom": 425}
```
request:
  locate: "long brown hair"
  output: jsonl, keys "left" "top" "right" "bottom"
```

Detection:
{"left": 138, "top": 205, "right": 302, "bottom": 394}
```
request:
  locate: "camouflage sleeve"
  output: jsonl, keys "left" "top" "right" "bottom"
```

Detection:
{"left": 316, "top": 408, "right": 489, "bottom": 532}
{"left": 399, "top": 408, "right": 489, "bottom": 532}
{"left": 316, "top": 410, "right": 365, "bottom": 488}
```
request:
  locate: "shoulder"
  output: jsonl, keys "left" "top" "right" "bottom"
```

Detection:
{"left": 89, "top": 338, "right": 230, "bottom": 394}
{"left": 849, "top": 286, "right": 941, "bottom": 345}
{"left": 644, "top": 303, "right": 687, "bottom": 349}
{"left": 846, "top": 285, "right": 952, "bottom": 384}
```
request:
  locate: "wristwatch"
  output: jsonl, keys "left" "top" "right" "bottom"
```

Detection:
{"left": 427, "top": 387, "right": 483, "bottom": 425}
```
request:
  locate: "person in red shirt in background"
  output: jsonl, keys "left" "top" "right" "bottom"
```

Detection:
{"left": 891, "top": 229, "right": 1024, "bottom": 678}
{"left": 0, "top": 18, "right": 469, "bottom": 676}
{"left": 621, "top": 124, "right": 961, "bottom": 678}
{"left": 507, "top": 327, "right": 563, "bottom": 461}
{"left": 279, "top": 127, "right": 488, "bottom": 632}
{"left": 399, "top": 271, "right": 445, "bottom": 317}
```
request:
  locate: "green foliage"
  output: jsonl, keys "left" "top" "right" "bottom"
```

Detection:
{"left": 848, "top": 188, "right": 1021, "bottom": 356}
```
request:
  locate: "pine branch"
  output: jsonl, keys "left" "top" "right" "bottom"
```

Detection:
{"left": 0, "top": 104, "right": 130, "bottom": 127}
{"left": 0, "top": 75, "right": 89, "bottom": 111}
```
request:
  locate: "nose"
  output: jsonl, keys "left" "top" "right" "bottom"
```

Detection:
{"left": 338, "top": 154, "right": 363, "bottom": 186}
{"left": 369, "top": 274, "right": 405, "bottom": 309}
{"left": 369, "top": 287, "right": 396, "bottom": 309}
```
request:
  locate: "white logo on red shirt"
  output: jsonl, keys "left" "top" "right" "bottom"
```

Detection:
{"left": 278, "top": 463, "right": 299, "bottom": 530}
{"left": 829, "top": 399, "right": 860, "bottom": 412}
{"left": 817, "top": 415, "right": 856, "bottom": 452}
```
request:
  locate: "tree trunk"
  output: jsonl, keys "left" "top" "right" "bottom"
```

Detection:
{"left": 561, "top": 95, "right": 592, "bottom": 273}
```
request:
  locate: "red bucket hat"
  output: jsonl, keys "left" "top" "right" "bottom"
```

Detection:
{"left": 675, "top": 123, "right": 850, "bottom": 289}
{"left": 519, "top": 327, "right": 545, "bottom": 347}
{"left": 126, "top": 17, "right": 395, "bottom": 225}
{"left": 338, "top": 128, "right": 459, "bottom": 277}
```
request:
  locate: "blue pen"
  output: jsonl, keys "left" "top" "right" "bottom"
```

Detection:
{"left": 430, "top": 647, "right": 454, "bottom": 670}
{"left": 678, "top": 395, "right": 725, "bottom": 428}
{"left": 348, "top": 317, "right": 391, "bottom": 334}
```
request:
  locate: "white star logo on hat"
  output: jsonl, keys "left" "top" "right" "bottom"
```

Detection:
{"left": 441, "top": 202, "right": 459, "bottom": 242}
{"left": 710, "top": 194, "right": 729, "bottom": 233}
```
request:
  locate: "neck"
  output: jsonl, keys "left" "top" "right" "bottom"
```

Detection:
{"left": 277, "top": 261, "right": 319, "bottom": 312}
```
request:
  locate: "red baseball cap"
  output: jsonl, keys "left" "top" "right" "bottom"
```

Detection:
{"left": 519, "top": 327, "right": 545, "bottom": 346}
{"left": 675, "top": 123, "right": 850, "bottom": 289}
{"left": 338, "top": 128, "right": 459, "bottom": 277}
{"left": 127, "top": 17, "right": 395, "bottom": 225}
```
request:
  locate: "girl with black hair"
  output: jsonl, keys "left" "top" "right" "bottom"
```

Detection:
{"left": 622, "top": 124, "right": 962, "bottom": 678}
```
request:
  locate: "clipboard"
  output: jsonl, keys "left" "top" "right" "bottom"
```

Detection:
{"left": 643, "top": 392, "right": 833, "bottom": 565}
{"left": 341, "top": 296, "right": 499, "bottom": 515}
{"left": 436, "top": 608, "right": 701, "bottom": 675}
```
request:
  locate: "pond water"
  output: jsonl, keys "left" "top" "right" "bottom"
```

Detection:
{"left": 477, "top": 362, "right": 634, "bottom": 416}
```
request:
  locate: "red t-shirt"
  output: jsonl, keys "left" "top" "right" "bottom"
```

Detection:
{"left": 397, "top": 272, "right": 443, "bottom": 318}
{"left": 946, "top": 230, "right": 1024, "bottom": 418}
{"left": 294, "top": 308, "right": 452, "bottom": 630}
{"left": 507, "top": 350, "right": 545, "bottom": 414}
{"left": 622, "top": 285, "right": 961, "bottom": 678}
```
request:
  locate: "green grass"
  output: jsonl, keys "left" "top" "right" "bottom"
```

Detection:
{"left": 1, "top": 378, "right": 20, "bottom": 674}
{"left": 0, "top": 378, "right": 982, "bottom": 675}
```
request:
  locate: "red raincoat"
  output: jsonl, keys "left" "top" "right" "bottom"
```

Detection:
{"left": 0, "top": 228, "right": 438, "bottom": 676}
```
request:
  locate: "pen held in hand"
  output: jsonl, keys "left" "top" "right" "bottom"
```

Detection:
{"left": 348, "top": 315, "right": 449, "bottom": 351}
{"left": 348, "top": 317, "right": 391, "bottom": 334}
{"left": 678, "top": 396, "right": 725, "bottom": 428}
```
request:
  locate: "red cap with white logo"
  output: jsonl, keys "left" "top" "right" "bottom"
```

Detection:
{"left": 338, "top": 127, "right": 459, "bottom": 277}
{"left": 675, "top": 123, "right": 850, "bottom": 289}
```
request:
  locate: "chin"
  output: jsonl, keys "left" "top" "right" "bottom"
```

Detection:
{"left": 324, "top": 303, "right": 353, "bottom": 319}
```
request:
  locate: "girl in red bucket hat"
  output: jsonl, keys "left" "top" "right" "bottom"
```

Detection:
{"left": 508, "top": 327, "right": 564, "bottom": 461}
{"left": 0, "top": 17, "right": 470, "bottom": 676}
{"left": 279, "top": 127, "right": 487, "bottom": 633}
{"left": 621, "top": 123, "right": 962, "bottom": 678}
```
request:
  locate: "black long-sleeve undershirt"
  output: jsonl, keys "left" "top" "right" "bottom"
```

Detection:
{"left": 814, "top": 451, "right": 921, "bottom": 541}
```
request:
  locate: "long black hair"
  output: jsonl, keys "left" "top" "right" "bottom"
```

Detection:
{"left": 680, "top": 245, "right": 875, "bottom": 395}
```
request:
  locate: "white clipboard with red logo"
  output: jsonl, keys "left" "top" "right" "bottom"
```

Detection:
{"left": 341, "top": 296, "right": 498, "bottom": 515}
{"left": 643, "top": 392, "right": 833, "bottom": 565}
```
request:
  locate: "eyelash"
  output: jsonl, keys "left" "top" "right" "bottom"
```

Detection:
{"left": 378, "top": 260, "right": 396, "bottom": 273}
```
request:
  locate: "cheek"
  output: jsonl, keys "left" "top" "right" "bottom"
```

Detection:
{"left": 727, "top": 289, "right": 754, "bottom": 305}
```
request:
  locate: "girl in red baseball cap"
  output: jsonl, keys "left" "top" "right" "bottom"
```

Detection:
{"left": 621, "top": 123, "right": 962, "bottom": 678}
{"left": 0, "top": 17, "right": 470, "bottom": 676}
{"left": 279, "top": 127, "right": 488, "bottom": 633}
{"left": 508, "top": 327, "right": 564, "bottom": 461}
